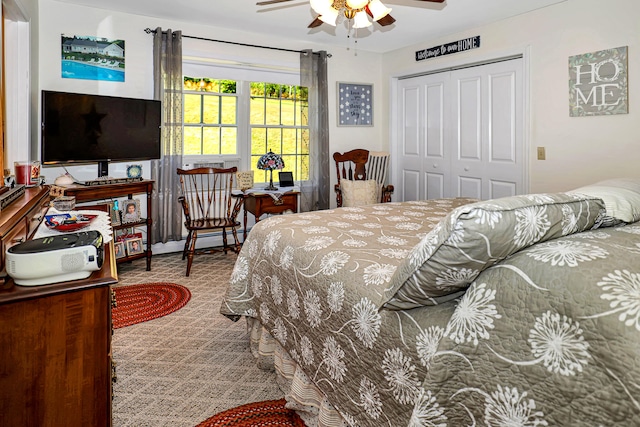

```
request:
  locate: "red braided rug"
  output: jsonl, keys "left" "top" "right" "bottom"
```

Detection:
{"left": 112, "top": 283, "right": 191, "bottom": 328}
{"left": 196, "top": 399, "right": 305, "bottom": 427}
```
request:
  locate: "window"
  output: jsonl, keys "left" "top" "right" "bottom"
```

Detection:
{"left": 183, "top": 78, "right": 237, "bottom": 156}
{"left": 250, "top": 83, "right": 309, "bottom": 183}
{"left": 183, "top": 77, "right": 309, "bottom": 184}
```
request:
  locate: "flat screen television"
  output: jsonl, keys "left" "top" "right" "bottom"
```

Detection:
{"left": 41, "top": 90, "right": 162, "bottom": 177}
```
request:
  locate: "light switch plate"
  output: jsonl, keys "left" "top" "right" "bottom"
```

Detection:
{"left": 537, "top": 147, "right": 546, "bottom": 160}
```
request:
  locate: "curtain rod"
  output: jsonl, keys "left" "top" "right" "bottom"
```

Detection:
{"left": 143, "top": 28, "right": 331, "bottom": 57}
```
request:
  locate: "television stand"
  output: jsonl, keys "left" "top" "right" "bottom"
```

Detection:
{"left": 54, "top": 180, "right": 154, "bottom": 270}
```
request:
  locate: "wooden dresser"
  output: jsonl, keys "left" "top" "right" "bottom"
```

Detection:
{"left": 0, "top": 186, "right": 118, "bottom": 427}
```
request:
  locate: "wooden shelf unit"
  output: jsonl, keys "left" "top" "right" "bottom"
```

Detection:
{"left": 56, "top": 180, "right": 154, "bottom": 270}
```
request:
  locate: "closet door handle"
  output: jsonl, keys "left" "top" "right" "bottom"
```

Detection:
{"left": 464, "top": 167, "right": 469, "bottom": 171}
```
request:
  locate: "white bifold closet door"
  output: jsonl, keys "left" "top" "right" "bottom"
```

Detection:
{"left": 396, "top": 58, "right": 525, "bottom": 201}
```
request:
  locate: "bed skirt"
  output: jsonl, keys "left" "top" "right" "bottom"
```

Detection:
{"left": 247, "top": 317, "right": 348, "bottom": 427}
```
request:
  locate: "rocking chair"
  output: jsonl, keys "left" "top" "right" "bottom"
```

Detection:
{"left": 333, "top": 149, "right": 394, "bottom": 207}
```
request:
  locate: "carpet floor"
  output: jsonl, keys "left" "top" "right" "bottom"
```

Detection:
{"left": 112, "top": 252, "right": 283, "bottom": 427}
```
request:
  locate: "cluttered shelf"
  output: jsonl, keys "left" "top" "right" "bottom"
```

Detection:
{"left": 51, "top": 180, "right": 154, "bottom": 271}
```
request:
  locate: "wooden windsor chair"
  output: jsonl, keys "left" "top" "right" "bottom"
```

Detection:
{"left": 177, "top": 167, "right": 243, "bottom": 276}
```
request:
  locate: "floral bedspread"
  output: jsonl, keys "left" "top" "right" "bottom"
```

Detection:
{"left": 221, "top": 200, "right": 640, "bottom": 426}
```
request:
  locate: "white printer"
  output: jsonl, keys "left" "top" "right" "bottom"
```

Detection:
{"left": 6, "top": 230, "right": 104, "bottom": 286}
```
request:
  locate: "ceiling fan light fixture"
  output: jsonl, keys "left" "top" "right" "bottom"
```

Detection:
{"left": 368, "top": 0, "right": 391, "bottom": 21}
{"left": 319, "top": 7, "right": 339, "bottom": 26}
{"left": 310, "top": 0, "right": 333, "bottom": 14}
{"left": 346, "top": 0, "right": 369, "bottom": 9}
{"left": 353, "top": 10, "right": 372, "bottom": 28}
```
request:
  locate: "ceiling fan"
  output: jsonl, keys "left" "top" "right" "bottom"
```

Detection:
{"left": 256, "top": 0, "right": 446, "bottom": 29}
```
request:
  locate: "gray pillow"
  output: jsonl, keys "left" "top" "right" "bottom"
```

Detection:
{"left": 383, "top": 193, "right": 606, "bottom": 310}
{"left": 569, "top": 178, "right": 640, "bottom": 223}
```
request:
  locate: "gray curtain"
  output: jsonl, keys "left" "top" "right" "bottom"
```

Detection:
{"left": 151, "top": 28, "right": 184, "bottom": 243}
{"left": 300, "top": 49, "right": 330, "bottom": 211}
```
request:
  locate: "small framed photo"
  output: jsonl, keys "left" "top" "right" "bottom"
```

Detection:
{"left": 236, "top": 170, "right": 254, "bottom": 192}
{"left": 102, "top": 201, "right": 121, "bottom": 226}
{"left": 126, "top": 237, "right": 144, "bottom": 255}
{"left": 120, "top": 199, "right": 141, "bottom": 224}
{"left": 116, "top": 231, "right": 143, "bottom": 242}
{"left": 337, "top": 82, "right": 373, "bottom": 126}
{"left": 278, "top": 171, "right": 294, "bottom": 187}
{"left": 127, "top": 164, "right": 143, "bottom": 179}
{"left": 114, "top": 241, "right": 126, "bottom": 259}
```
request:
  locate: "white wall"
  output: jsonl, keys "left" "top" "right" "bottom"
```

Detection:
{"left": 37, "top": 0, "right": 384, "bottom": 196}
{"left": 381, "top": 0, "right": 640, "bottom": 193}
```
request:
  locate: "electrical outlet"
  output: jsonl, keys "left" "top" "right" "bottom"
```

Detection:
{"left": 537, "top": 147, "right": 546, "bottom": 160}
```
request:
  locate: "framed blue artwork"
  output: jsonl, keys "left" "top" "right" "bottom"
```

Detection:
{"left": 337, "top": 82, "right": 373, "bottom": 126}
{"left": 61, "top": 34, "right": 125, "bottom": 82}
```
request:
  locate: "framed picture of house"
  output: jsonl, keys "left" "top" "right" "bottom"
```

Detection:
{"left": 61, "top": 34, "right": 125, "bottom": 82}
{"left": 337, "top": 82, "right": 373, "bottom": 126}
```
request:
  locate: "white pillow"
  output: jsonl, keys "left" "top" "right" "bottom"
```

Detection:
{"left": 340, "top": 180, "right": 380, "bottom": 207}
{"left": 570, "top": 178, "right": 640, "bottom": 223}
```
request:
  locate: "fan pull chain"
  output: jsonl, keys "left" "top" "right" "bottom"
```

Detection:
{"left": 345, "top": 20, "right": 358, "bottom": 57}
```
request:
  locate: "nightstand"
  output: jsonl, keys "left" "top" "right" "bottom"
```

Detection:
{"left": 242, "top": 191, "right": 299, "bottom": 241}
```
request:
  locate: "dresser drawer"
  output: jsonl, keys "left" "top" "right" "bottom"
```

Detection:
{"left": 0, "top": 186, "right": 50, "bottom": 274}
{"left": 1, "top": 219, "right": 28, "bottom": 272}
{"left": 26, "top": 197, "right": 50, "bottom": 237}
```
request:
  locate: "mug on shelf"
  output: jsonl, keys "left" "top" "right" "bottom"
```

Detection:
{"left": 14, "top": 161, "right": 41, "bottom": 187}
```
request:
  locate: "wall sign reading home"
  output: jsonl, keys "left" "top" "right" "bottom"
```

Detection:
{"left": 415, "top": 36, "right": 481, "bottom": 62}
{"left": 337, "top": 83, "right": 373, "bottom": 126}
{"left": 569, "top": 46, "right": 628, "bottom": 116}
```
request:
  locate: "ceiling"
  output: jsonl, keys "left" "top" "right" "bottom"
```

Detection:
{"left": 55, "top": 0, "right": 567, "bottom": 53}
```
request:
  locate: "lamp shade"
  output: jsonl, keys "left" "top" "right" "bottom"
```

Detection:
{"left": 257, "top": 151, "right": 285, "bottom": 171}
{"left": 319, "top": 7, "right": 339, "bottom": 26}
{"left": 310, "top": 0, "right": 333, "bottom": 14}
{"left": 353, "top": 10, "right": 372, "bottom": 28}
{"left": 368, "top": 0, "right": 391, "bottom": 21}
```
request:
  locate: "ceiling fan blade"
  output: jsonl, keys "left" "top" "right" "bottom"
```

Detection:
{"left": 308, "top": 17, "right": 323, "bottom": 28}
{"left": 256, "top": 0, "right": 295, "bottom": 5}
{"left": 376, "top": 13, "right": 396, "bottom": 26}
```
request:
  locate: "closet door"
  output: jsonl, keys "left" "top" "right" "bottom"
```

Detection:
{"left": 397, "top": 72, "right": 451, "bottom": 201}
{"left": 451, "top": 60, "right": 524, "bottom": 199}
{"left": 395, "top": 58, "right": 525, "bottom": 201}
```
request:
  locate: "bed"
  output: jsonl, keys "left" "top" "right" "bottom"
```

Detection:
{"left": 221, "top": 180, "right": 640, "bottom": 426}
